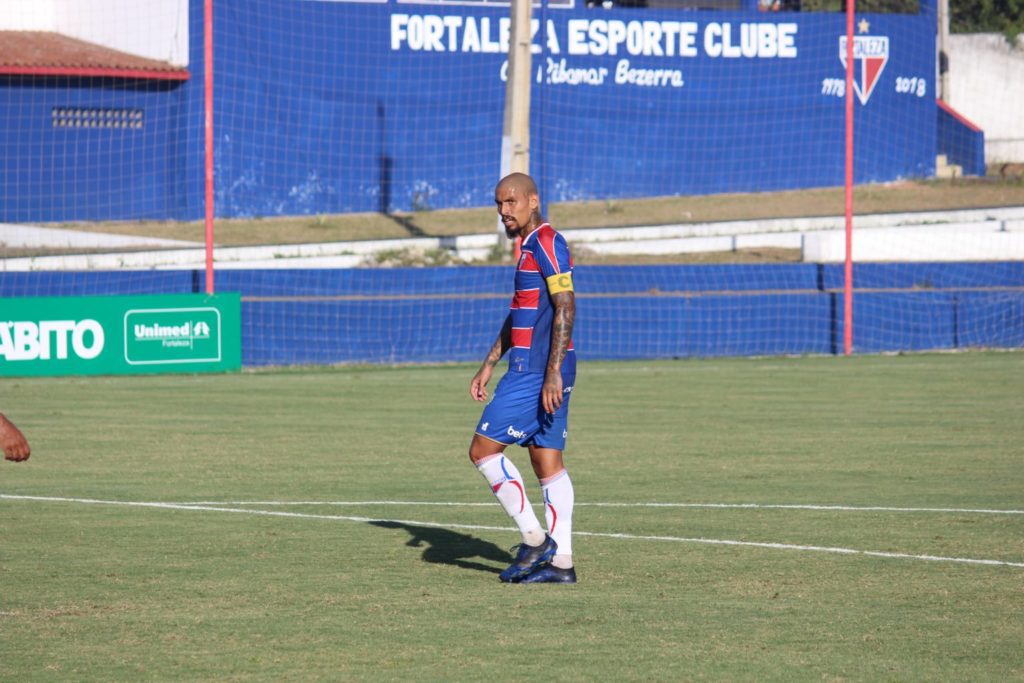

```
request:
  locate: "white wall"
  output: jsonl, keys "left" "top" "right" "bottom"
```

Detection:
{"left": 1, "top": 0, "right": 188, "bottom": 68}
{"left": 3, "top": 0, "right": 55, "bottom": 29}
{"left": 54, "top": 0, "right": 189, "bottom": 67}
{"left": 948, "top": 34, "right": 1024, "bottom": 163}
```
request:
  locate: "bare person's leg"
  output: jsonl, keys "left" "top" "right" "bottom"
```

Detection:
{"left": 469, "top": 434, "right": 544, "bottom": 546}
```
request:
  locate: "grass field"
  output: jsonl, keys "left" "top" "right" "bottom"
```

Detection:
{"left": 2, "top": 353, "right": 1023, "bottom": 681}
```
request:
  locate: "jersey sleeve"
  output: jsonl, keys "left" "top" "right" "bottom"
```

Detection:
{"left": 536, "top": 229, "right": 574, "bottom": 295}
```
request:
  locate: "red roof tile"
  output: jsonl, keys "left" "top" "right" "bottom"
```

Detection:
{"left": 0, "top": 31, "right": 189, "bottom": 80}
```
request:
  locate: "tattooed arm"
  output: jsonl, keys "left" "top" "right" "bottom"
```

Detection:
{"left": 542, "top": 290, "right": 576, "bottom": 414}
{"left": 470, "top": 314, "right": 512, "bottom": 402}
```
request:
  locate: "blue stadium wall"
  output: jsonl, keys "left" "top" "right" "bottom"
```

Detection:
{"left": 0, "top": 78, "right": 197, "bottom": 222}
{"left": 2, "top": 263, "right": 1021, "bottom": 365}
{"left": 0, "top": 0, "right": 937, "bottom": 222}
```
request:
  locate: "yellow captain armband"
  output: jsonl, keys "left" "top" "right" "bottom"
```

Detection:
{"left": 546, "top": 272, "right": 574, "bottom": 295}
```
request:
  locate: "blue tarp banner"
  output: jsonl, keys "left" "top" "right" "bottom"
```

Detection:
{"left": 1, "top": 0, "right": 937, "bottom": 221}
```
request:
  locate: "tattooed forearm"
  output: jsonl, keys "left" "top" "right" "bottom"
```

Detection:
{"left": 485, "top": 315, "right": 513, "bottom": 367}
{"left": 546, "top": 291, "right": 576, "bottom": 375}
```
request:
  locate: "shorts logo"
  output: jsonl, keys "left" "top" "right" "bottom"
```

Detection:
{"left": 839, "top": 34, "right": 889, "bottom": 105}
{"left": 507, "top": 425, "right": 527, "bottom": 440}
{"left": 481, "top": 422, "right": 489, "bottom": 431}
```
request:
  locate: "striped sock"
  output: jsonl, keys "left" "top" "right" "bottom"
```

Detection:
{"left": 476, "top": 454, "right": 544, "bottom": 544}
{"left": 541, "top": 469, "right": 574, "bottom": 566}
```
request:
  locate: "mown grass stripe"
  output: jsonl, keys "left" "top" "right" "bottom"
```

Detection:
{"left": 5, "top": 494, "right": 1022, "bottom": 569}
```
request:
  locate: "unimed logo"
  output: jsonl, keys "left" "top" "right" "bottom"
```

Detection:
{"left": 0, "top": 320, "right": 104, "bottom": 361}
{"left": 132, "top": 320, "right": 212, "bottom": 347}
{"left": 124, "top": 307, "right": 222, "bottom": 365}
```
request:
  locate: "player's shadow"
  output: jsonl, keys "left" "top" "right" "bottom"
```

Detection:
{"left": 369, "top": 521, "right": 510, "bottom": 575}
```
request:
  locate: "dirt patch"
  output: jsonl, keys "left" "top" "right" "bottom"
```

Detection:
{"left": 19, "top": 176, "right": 1024, "bottom": 261}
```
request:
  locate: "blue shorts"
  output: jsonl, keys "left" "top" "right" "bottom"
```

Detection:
{"left": 475, "top": 371, "right": 575, "bottom": 451}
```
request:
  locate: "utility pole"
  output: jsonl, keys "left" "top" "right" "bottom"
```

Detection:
{"left": 498, "top": 0, "right": 533, "bottom": 250}
{"left": 937, "top": 0, "right": 950, "bottom": 102}
{"left": 501, "top": 0, "right": 532, "bottom": 176}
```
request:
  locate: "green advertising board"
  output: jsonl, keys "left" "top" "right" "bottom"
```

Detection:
{"left": 0, "top": 293, "right": 241, "bottom": 376}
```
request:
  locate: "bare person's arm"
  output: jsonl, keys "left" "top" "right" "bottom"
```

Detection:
{"left": 541, "top": 290, "right": 576, "bottom": 414}
{"left": 470, "top": 315, "right": 512, "bottom": 402}
{"left": 0, "top": 413, "right": 30, "bottom": 462}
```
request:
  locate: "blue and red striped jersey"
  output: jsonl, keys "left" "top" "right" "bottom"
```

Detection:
{"left": 507, "top": 223, "right": 576, "bottom": 375}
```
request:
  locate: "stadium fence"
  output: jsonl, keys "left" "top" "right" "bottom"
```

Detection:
{"left": 1, "top": 0, "right": 1020, "bottom": 370}
{"left": 2, "top": 263, "right": 1021, "bottom": 366}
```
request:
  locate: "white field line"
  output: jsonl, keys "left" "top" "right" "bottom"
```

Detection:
{"left": 3, "top": 494, "right": 1023, "bottom": 570}
{"left": 178, "top": 500, "right": 1024, "bottom": 515}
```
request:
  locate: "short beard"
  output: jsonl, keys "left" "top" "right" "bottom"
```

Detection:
{"left": 504, "top": 208, "right": 542, "bottom": 240}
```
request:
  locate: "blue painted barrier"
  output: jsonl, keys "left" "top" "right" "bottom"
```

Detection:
{"left": 936, "top": 99, "right": 986, "bottom": 176}
{"left": 3, "top": 263, "right": 1018, "bottom": 365}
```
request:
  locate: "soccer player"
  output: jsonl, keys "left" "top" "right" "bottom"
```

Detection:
{"left": 469, "top": 172, "right": 577, "bottom": 584}
{"left": 0, "top": 413, "right": 30, "bottom": 462}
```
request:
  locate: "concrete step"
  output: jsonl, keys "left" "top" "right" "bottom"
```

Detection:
{"left": 935, "top": 154, "right": 963, "bottom": 179}
{"left": 3, "top": 206, "right": 1024, "bottom": 270}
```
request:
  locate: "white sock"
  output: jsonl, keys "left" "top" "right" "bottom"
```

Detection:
{"left": 541, "top": 469, "right": 574, "bottom": 566}
{"left": 476, "top": 454, "right": 544, "bottom": 545}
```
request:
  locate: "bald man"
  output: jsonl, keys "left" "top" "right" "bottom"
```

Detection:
{"left": 0, "top": 413, "right": 30, "bottom": 462}
{"left": 468, "top": 173, "right": 578, "bottom": 584}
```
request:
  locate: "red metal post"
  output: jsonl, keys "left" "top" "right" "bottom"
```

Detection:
{"left": 843, "top": 0, "right": 855, "bottom": 356}
{"left": 204, "top": 0, "right": 215, "bottom": 295}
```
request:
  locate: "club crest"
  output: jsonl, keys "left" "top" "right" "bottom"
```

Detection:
{"left": 839, "top": 35, "right": 890, "bottom": 105}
